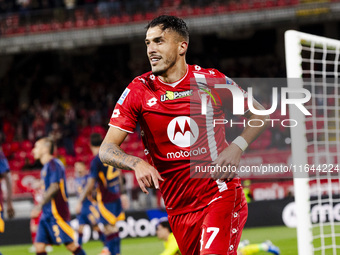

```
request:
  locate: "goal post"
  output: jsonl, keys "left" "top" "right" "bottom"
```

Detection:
{"left": 285, "top": 30, "right": 313, "bottom": 255}
{"left": 285, "top": 30, "right": 340, "bottom": 255}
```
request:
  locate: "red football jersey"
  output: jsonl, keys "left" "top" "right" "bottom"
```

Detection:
{"left": 109, "top": 64, "right": 248, "bottom": 216}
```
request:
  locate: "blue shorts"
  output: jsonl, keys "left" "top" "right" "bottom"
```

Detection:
{"left": 77, "top": 204, "right": 100, "bottom": 226}
{"left": 97, "top": 199, "right": 125, "bottom": 226}
{"left": 36, "top": 216, "right": 75, "bottom": 245}
{"left": 0, "top": 210, "right": 4, "bottom": 233}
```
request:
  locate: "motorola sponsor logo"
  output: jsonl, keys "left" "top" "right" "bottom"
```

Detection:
{"left": 282, "top": 201, "right": 340, "bottom": 228}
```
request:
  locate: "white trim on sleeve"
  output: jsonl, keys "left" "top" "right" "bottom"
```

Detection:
{"left": 108, "top": 124, "right": 134, "bottom": 134}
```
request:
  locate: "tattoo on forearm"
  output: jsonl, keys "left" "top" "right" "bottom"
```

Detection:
{"left": 99, "top": 142, "right": 142, "bottom": 170}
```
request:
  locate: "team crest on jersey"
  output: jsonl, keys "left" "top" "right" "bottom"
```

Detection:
{"left": 117, "top": 88, "right": 130, "bottom": 105}
{"left": 160, "top": 90, "right": 193, "bottom": 102}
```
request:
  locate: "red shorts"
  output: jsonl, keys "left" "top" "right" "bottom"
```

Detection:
{"left": 168, "top": 186, "right": 247, "bottom": 255}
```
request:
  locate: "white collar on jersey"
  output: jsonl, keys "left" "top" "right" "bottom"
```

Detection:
{"left": 156, "top": 65, "right": 189, "bottom": 88}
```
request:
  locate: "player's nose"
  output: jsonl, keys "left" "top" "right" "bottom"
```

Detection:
{"left": 147, "top": 44, "right": 157, "bottom": 55}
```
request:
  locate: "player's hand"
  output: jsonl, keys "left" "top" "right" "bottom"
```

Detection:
{"left": 120, "top": 194, "right": 130, "bottom": 210}
{"left": 75, "top": 202, "right": 82, "bottom": 215}
{"left": 7, "top": 202, "right": 15, "bottom": 219}
{"left": 134, "top": 160, "right": 164, "bottom": 194}
{"left": 30, "top": 205, "right": 42, "bottom": 219}
{"left": 211, "top": 144, "right": 242, "bottom": 181}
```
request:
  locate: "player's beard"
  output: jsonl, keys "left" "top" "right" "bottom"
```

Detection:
{"left": 151, "top": 57, "right": 176, "bottom": 76}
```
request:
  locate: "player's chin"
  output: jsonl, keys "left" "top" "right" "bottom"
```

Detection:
{"left": 151, "top": 67, "right": 166, "bottom": 76}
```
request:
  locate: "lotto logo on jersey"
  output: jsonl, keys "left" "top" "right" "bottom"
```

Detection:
{"left": 111, "top": 109, "right": 120, "bottom": 118}
{"left": 147, "top": 97, "right": 157, "bottom": 107}
{"left": 167, "top": 116, "right": 199, "bottom": 147}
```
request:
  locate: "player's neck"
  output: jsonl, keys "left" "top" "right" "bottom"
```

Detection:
{"left": 91, "top": 147, "right": 100, "bottom": 156}
{"left": 40, "top": 154, "right": 53, "bottom": 165}
{"left": 158, "top": 61, "right": 187, "bottom": 84}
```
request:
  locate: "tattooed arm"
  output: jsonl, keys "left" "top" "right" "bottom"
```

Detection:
{"left": 99, "top": 126, "right": 163, "bottom": 194}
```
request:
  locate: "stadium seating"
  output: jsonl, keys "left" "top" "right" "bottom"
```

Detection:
{"left": 1, "top": 0, "right": 338, "bottom": 37}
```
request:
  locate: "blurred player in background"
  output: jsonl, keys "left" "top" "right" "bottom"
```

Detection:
{"left": 238, "top": 240, "right": 280, "bottom": 255}
{"left": 156, "top": 220, "right": 181, "bottom": 255}
{"left": 17, "top": 178, "right": 53, "bottom": 253}
{"left": 0, "top": 146, "right": 15, "bottom": 227}
{"left": 99, "top": 15, "right": 268, "bottom": 255}
{"left": 76, "top": 133, "right": 128, "bottom": 255}
{"left": 74, "top": 161, "right": 107, "bottom": 253}
{"left": 0, "top": 145, "right": 15, "bottom": 255}
{"left": 31, "top": 137, "right": 86, "bottom": 255}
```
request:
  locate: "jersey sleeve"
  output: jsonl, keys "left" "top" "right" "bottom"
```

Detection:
{"left": 212, "top": 69, "right": 249, "bottom": 115}
{"left": 109, "top": 80, "right": 143, "bottom": 133}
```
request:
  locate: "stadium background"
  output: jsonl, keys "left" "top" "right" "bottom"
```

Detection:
{"left": 0, "top": 0, "right": 340, "bottom": 253}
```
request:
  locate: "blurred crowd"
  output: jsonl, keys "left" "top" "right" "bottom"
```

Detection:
{"left": 0, "top": 0, "right": 228, "bottom": 15}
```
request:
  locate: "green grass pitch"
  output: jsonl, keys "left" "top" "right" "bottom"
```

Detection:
{"left": 0, "top": 225, "right": 297, "bottom": 255}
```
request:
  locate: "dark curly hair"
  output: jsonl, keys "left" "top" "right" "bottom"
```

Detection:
{"left": 146, "top": 15, "right": 189, "bottom": 42}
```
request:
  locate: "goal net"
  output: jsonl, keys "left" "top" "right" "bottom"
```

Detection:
{"left": 285, "top": 30, "right": 340, "bottom": 255}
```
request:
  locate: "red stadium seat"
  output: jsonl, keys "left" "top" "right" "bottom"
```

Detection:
{"left": 145, "top": 12, "right": 155, "bottom": 20}
{"left": 29, "top": 24, "right": 40, "bottom": 33}
{"left": 265, "top": 0, "right": 275, "bottom": 8}
{"left": 192, "top": 7, "right": 203, "bottom": 16}
{"left": 40, "top": 23, "right": 52, "bottom": 32}
{"left": 98, "top": 18, "right": 108, "bottom": 26}
{"left": 51, "top": 22, "right": 62, "bottom": 30}
{"left": 277, "top": 0, "right": 286, "bottom": 6}
{"left": 2, "top": 143, "right": 12, "bottom": 157}
{"left": 65, "top": 155, "right": 76, "bottom": 166}
{"left": 204, "top": 6, "right": 214, "bottom": 15}
{"left": 75, "top": 19, "right": 85, "bottom": 28}
{"left": 216, "top": 4, "right": 228, "bottom": 14}
{"left": 121, "top": 15, "right": 131, "bottom": 23}
{"left": 239, "top": 2, "right": 250, "bottom": 11}
{"left": 14, "top": 150, "right": 27, "bottom": 161}
{"left": 10, "top": 142, "right": 20, "bottom": 153}
{"left": 252, "top": 1, "right": 264, "bottom": 9}
{"left": 288, "top": 0, "right": 299, "bottom": 5}
{"left": 109, "top": 16, "right": 120, "bottom": 24}
{"left": 63, "top": 21, "right": 74, "bottom": 29}
{"left": 75, "top": 136, "right": 88, "bottom": 147}
{"left": 21, "top": 140, "right": 33, "bottom": 152}
{"left": 92, "top": 125, "right": 106, "bottom": 134}
{"left": 57, "top": 147, "right": 67, "bottom": 156}
{"left": 228, "top": 2, "right": 238, "bottom": 12}
{"left": 9, "top": 159, "right": 25, "bottom": 171}
{"left": 178, "top": 8, "right": 190, "bottom": 17}
{"left": 86, "top": 19, "right": 97, "bottom": 27}
{"left": 133, "top": 13, "right": 144, "bottom": 22}
{"left": 80, "top": 126, "right": 92, "bottom": 136}
{"left": 16, "top": 26, "right": 26, "bottom": 34}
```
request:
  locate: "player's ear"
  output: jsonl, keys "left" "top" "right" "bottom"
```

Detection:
{"left": 178, "top": 41, "right": 188, "bottom": 56}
